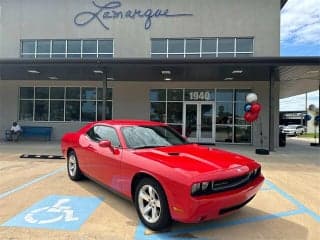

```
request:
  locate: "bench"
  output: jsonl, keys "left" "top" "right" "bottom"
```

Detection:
{"left": 5, "top": 126, "right": 53, "bottom": 141}
{"left": 21, "top": 126, "right": 52, "bottom": 141}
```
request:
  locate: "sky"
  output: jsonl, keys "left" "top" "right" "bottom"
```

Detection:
{"left": 280, "top": 0, "right": 320, "bottom": 111}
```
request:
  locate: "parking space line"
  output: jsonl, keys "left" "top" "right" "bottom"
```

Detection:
{"left": 135, "top": 209, "right": 305, "bottom": 240}
{"left": 0, "top": 167, "right": 64, "bottom": 200}
{"left": 265, "top": 180, "right": 320, "bottom": 222}
{"left": 135, "top": 179, "right": 319, "bottom": 239}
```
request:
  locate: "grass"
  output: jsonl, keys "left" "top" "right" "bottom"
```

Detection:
{"left": 298, "top": 133, "right": 319, "bottom": 138}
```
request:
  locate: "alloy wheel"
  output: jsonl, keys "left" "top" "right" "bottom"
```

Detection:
{"left": 138, "top": 185, "right": 161, "bottom": 224}
{"left": 68, "top": 154, "right": 77, "bottom": 177}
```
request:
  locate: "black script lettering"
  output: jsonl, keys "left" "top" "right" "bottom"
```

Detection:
{"left": 112, "top": 10, "right": 123, "bottom": 19}
{"left": 125, "top": 10, "right": 135, "bottom": 19}
{"left": 133, "top": 9, "right": 144, "bottom": 18}
{"left": 74, "top": 0, "right": 193, "bottom": 31}
{"left": 144, "top": 9, "right": 154, "bottom": 30}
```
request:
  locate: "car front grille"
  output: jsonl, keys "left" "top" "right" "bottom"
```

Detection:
{"left": 192, "top": 167, "right": 261, "bottom": 196}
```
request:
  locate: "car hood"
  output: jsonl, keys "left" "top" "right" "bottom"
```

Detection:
{"left": 133, "top": 144, "right": 259, "bottom": 180}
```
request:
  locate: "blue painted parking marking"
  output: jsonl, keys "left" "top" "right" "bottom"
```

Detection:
{"left": 265, "top": 180, "right": 320, "bottom": 223}
{"left": 0, "top": 167, "right": 64, "bottom": 200}
{"left": 134, "top": 180, "right": 320, "bottom": 239}
{"left": 2, "top": 195, "right": 102, "bottom": 231}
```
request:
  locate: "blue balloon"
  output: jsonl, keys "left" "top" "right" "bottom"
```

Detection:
{"left": 244, "top": 103, "right": 252, "bottom": 112}
{"left": 304, "top": 114, "right": 312, "bottom": 121}
{"left": 315, "top": 115, "right": 320, "bottom": 122}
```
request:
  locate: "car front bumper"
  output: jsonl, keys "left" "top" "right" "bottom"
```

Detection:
{"left": 170, "top": 175, "right": 264, "bottom": 223}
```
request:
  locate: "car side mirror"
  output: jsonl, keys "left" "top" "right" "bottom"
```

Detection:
{"left": 99, "top": 140, "right": 112, "bottom": 148}
{"left": 99, "top": 140, "right": 120, "bottom": 155}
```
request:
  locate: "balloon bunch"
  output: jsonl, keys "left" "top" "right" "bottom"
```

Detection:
{"left": 244, "top": 93, "right": 262, "bottom": 123}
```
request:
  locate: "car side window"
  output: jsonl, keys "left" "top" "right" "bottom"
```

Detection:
{"left": 87, "top": 126, "right": 121, "bottom": 147}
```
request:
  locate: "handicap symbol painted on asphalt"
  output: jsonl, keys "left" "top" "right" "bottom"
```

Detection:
{"left": 24, "top": 198, "right": 79, "bottom": 224}
{"left": 2, "top": 195, "right": 102, "bottom": 231}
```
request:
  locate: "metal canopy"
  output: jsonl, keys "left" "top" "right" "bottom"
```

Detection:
{"left": 0, "top": 57, "right": 319, "bottom": 98}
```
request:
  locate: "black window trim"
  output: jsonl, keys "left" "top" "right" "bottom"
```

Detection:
{"left": 86, "top": 124, "right": 122, "bottom": 148}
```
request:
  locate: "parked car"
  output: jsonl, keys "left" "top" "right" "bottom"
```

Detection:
{"left": 61, "top": 120, "right": 264, "bottom": 231}
{"left": 279, "top": 125, "right": 285, "bottom": 132}
{"left": 282, "top": 125, "right": 305, "bottom": 136}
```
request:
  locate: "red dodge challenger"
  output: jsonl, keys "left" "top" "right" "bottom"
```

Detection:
{"left": 61, "top": 120, "right": 264, "bottom": 230}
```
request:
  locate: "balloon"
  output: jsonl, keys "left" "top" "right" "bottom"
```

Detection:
{"left": 246, "top": 93, "right": 258, "bottom": 103}
{"left": 244, "top": 112, "right": 259, "bottom": 123}
{"left": 251, "top": 103, "right": 262, "bottom": 114}
{"left": 244, "top": 103, "right": 252, "bottom": 112}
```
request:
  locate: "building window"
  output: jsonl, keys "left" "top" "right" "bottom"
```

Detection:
{"left": 151, "top": 38, "right": 254, "bottom": 58}
{"left": 149, "top": 88, "right": 252, "bottom": 143}
{"left": 149, "top": 89, "right": 184, "bottom": 134}
{"left": 21, "top": 41, "right": 36, "bottom": 59}
{"left": 21, "top": 39, "right": 113, "bottom": 59}
{"left": 19, "top": 87, "right": 112, "bottom": 122}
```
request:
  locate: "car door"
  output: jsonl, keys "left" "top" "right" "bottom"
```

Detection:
{"left": 88, "top": 125, "right": 123, "bottom": 191}
{"left": 78, "top": 126, "right": 103, "bottom": 177}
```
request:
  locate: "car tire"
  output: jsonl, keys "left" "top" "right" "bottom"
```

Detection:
{"left": 134, "top": 178, "right": 171, "bottom": 231}
{"left": 294, "top": 132, "right": 297, "bottom": 137}
{"left": 67, "top": 150, "right": 83, "bottom": 181}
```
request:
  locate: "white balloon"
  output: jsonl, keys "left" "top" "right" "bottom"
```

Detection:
{"left": 246, "top": 93, "right": 258, "bottom": 103}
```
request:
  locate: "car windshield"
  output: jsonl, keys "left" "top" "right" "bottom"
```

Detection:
{"left": 286, "top": 125, "right": 297, "bottom": 129}
{"left": 121, "top": 125, "right": 188, "bottom": 149}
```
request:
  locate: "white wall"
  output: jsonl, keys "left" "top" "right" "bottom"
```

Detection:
{"left": 0, "top": 0, "right": 280, "bottom": 58}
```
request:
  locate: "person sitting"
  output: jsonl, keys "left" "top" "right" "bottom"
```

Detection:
{"left": 10, "top": 122, "right": 22, "bottom": 141}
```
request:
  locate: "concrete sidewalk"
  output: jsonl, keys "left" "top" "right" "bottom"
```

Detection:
{"left": 0, "top": 137, "right": 319, "bottom": 164}
{"left": 0, "top": 141, "right": 62, "bottom": 156}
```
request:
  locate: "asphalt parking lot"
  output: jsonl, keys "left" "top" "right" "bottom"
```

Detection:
{"left": 0, "top": 138, "right": 319, "bottom": 240}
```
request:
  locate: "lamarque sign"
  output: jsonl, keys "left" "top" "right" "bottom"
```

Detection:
{"left": 74, "top": 0, "right": 193, "bottom": 30}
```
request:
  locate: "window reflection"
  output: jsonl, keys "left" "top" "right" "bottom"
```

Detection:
{"left": 150, "top": 102, "right": 166, "bottom": 122}
{"left": 234, "top": 126, "right": 251, "bottom": 143}
{"left": 65, "top": 101, "right": 80, "bottom": 121}
{"left": 35, "top": 100, "right": 49, "bottom": 121}
{"left": 50, "top": 101, "right": 64, "bottom": 121}
{"left": 216, "top": 126, "right": 233, "bottom": 142}
{"left": 216, "top": 102, "right": 233, "bottom": 124}
{"left": 81, "top": 101, "right": 96, "bottom": 122}
{"left": 167, "top": 102, "right": 182, "bottom": 124}
{"left": 19, "top": 87, "right": 112, "bottom": 122}
{"left": 19, "top": 100, "right": 33, "bottom": 121}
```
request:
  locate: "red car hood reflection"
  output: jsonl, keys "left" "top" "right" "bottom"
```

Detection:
{"left": 133, "top": 144, "right": 257, "bottom": 178}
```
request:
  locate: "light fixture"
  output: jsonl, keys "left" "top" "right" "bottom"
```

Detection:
{"left": 107, "top": 77, "right": 114, "bottom": 81}
{"left": 161, "top": 70, "right": 171, "bottom": 75}
{"left": 224, "top": 77, "right": 234, "bottom": 81}
{"left": 28, "top": 70, "right": 40, "bottom": 74}
{"left": 161, "top": 70, "right": 172, "bottom": 81}
{"left": 232, "top": 70, "right": 243, "bottom": 74}
{"left": 48, "top": 76, "right": 59, "bottom": 80}
{"left": 93, "top": 70, "right": 104, "bottom": 74}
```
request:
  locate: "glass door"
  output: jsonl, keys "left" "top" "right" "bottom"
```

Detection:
{"left": 183, "top": 102, "right": 215, "bottom": 143}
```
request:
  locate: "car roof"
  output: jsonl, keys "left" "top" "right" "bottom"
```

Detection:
{"left": 93, "top": 119, "right": 166, "bottom": 127}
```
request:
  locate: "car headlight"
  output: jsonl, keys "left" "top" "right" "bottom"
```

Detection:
{"left": 191, "top": 183, "right": 201, "bottom": 195}
{"left": 191, "top": 181, "right": 214, "bottom": 196}
{"left": 201, "top": 181, "right": 210, "bottom": 191}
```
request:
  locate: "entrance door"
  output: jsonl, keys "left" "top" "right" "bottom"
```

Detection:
{"left": 183, "top": 102, "right": 215, "bottom": 143}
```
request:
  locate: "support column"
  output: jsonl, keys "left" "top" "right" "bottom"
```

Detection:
{"left": 102, "top": 74, "right": 108, "bottom": 120}
{"left": 269, "top": 67, "right": 280, "bottom": 151}
{"left": 311, "top": 80, "right": 320, "bottom": 147}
